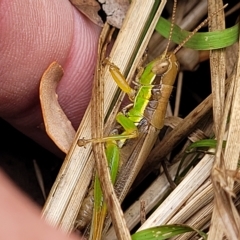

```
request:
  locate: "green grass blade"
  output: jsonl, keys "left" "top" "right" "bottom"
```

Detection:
{"left": 131, "top": 224, "right": 207, "bottom": 240}
{"left": 186, "top": 139, "right": 226, "bottom": 152}
{"left": 156, "top": 17, "right": 239, "bottom": 50}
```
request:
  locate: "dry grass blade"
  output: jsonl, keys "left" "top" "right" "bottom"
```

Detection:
{"left": 174, "top": 204, "right": 213, "bottom": 240}
{"left": 91, "top": 24, "right": 131, "bottom": 240}
{"left": 175, "top": 182, "right": 240, "bottom": 240}
{"left": 208, "top": 1, "right": 240, "bottom": 239}
{"left": 168, "top": 180, "right": 213, "bottom": 224}
{"left": 138, "top": 153, "right": 215, "bottom": 231}
{"left": 208, "top": 1, "right": 226, "bottom": 135}
{"left": 33, "top": 159, "right": 46, "bottom": 200}
{"left": 39, "top": 62, "right": 76, "bottom": 154}
{"left": 210, "top": 41, "right": 240, "bottom": 239}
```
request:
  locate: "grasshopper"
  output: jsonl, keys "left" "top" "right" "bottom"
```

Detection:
{"left": 77, "top": 1, "right": 227, "bottom": 238}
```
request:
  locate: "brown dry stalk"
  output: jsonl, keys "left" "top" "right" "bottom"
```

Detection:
{"left": 90, "top": 24, "right": 131, "bottom": 240}
{"left": 208, "top": 1, "right": 240, "bottom": 239}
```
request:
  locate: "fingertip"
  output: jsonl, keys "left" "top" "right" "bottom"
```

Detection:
{"left": 57, "top": 7, "right": 101, "bottom": 128}
{"left": 0, "top": 170, "right": 82, "bottom": 240}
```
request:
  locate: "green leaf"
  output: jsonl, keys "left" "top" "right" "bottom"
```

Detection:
{"left": 131, "top": 224, "right": 207, "bottom": 240}
{"left": 186, "top": 139, "right": 226, "bottom": 152}
{"left": 155, "top": 17, "right": 239, "bottom": 50}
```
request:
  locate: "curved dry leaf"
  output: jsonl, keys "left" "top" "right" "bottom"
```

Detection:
{"left": 39, "top": 62, "right": 76, "bottom": 154}
{"left": 100, "top": 0, "right": 130, "bottom": 28}
{"left": 70, "top": 0, "right": 104, "bottom": 27}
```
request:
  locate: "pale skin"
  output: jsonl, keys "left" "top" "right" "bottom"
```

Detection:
{"left": 0, "top": 0, "right": 101, "bottom": 239}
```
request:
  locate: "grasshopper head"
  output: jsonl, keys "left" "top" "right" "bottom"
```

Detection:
{"left": 152, "top": 52, "right": 179, "bottom": 77}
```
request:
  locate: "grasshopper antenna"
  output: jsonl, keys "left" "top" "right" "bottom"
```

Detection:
{"left": 163, "top": 0, "right": 177, "bottom": 56}
{"left": 173, "top": 3, "right": 228, "bottom": 55}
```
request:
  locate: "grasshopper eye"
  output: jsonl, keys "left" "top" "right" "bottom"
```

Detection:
{"left": 152, "top": 59, "right": 170, "bottom": 76}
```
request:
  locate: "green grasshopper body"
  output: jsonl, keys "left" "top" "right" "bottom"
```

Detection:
{"left": 110, "top": 53, "right": 178, "bottom": 131}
